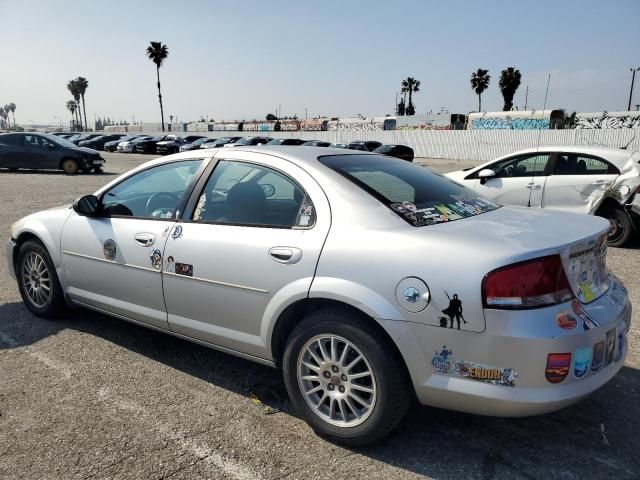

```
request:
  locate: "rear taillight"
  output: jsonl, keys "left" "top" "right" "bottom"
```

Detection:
{"left": 482, "top": 255, "right": 574, "bottom": 309}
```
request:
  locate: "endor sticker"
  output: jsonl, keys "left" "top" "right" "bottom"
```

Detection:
{"left": 454, "top": 360, "right": 518, "bottom": 387}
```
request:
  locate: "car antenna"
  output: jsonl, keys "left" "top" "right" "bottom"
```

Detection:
{"left": 527, "top": 73, "right": 551, "bottom": 208}
{"left": 620, "top": 136, "right": 635, "bottom": 150}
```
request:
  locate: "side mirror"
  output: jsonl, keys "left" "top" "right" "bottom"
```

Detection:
{"left": 478, "top": 169, "right": 496, "bottom": 185}
{"left": 73, "top": 195, "right": 99, "bottom": 216}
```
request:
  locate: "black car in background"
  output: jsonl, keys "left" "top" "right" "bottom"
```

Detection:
{"left": 0, "top": 132, "right": 105, "bottom": 174}
{"left": 347, "top": 140, "right": 383, "bottom": 151}
{"left": 266, "top": 138, "right": 307, "bottom": 146}
{"left": 69, "top": 133, "right": 102, "bottom": 145}
{"left": 156, "top": 135, "right": 206, "bottom": 155}
{"left": 179, "top": 137, "right": 211, "bottom": 152}
{"left": 230, "top": 136, "right": 272, "bottom": 147}
{"left": 79, "top": 134, "right": 126, "bottom": 150}
{"left": 200, "top": 136, "right": 242, "bottom": 149}
{"left": 301, "top": 140, "right": 331, "bottom": 147}
{"left": 374, "top": 144, "right": 415, "bottom": 162}
{"left": 134, "top": 135, "right": 178, "bottom": 154}
{"left": 104, "top": 134, "right": 141, "bottom": 152}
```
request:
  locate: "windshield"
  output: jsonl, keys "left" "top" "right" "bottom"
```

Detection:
{"left": 44, "top": 134, "right": 77, "bottom": 148}
{"left": 320, "top": 155, "right": 500, "bottom": 227}
{"left": 151, "top": 136, "right": 164, "bottom": 141}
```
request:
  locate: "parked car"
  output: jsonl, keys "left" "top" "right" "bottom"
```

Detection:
{"left": 374, "top": 144, "right": 415, "bottom": 162}
{"left": 105, "top": 135, "right": 141, "bottom": 152}
{"left": 157, "top": 135, "right": 206, "bottom": 155}
{"left": 347, "top": 140, "right": 383, "bottom": 152}
{"left": 200, "top": 137, "right": 241, "bottom": 149}
{"left": 6, "top": 147, "right": 630, "bottom": 445}
{"left": 0, "top": 132, "right": 105, "bottom": 174}
{"left": 79, "top": 134, "right": 126, "bottom": 150}
{"left": 179, "top": 137, "right": 212, "bottom": 152}
{"left": 118, "top": 136, "right": 155, "bottom": 153}
{"left": 267, "top": 138, "right": 307, "bottom": 146}
{"left": 445, "top": 146, "right": 640, "bottom": 246}
{"left": 134, "top": 135, "right": 179, "bottom": 154}
{"left": 69, "top": 133, "right": 102, "bottom": 146}
{"left": 228, "top": 136, "right": 272, "bottom": 147}
{"left": 301, "top": 140, "right": 332, "bottom": 147}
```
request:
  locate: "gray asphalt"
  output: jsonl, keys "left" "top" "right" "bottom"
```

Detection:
{"left": 0, "top": 152, "right": 639, "bottom": 480}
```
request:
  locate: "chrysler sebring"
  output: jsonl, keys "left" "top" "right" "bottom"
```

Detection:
{"left": 6, "top": 146, "right": 631, "bottom": 445}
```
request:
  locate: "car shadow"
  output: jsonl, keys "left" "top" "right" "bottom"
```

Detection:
{"left": 1, "top": 301, "right": 639, "bottom": 479}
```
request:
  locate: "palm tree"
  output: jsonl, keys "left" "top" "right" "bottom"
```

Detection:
{"left": 470, "top": 69, "right": 491, "bottom": 112}
{"left": 499, "top": 67, "right": 522, "bottom": 111}
{"left": 75, "top": 77, "right": 89, "bottom": 130}
{"left": 0, "top": 109, "right": 7, "bottom": 129}
{"left": 4, "top": 105, "right": 11, "bottom": 129}
{"left": 8, "top": 102, "right": 16, "bottom": 128}
{"left": 401, "top": 77, "right": 421, "bottom": 116}
{"left": 146, "top": 41, "right": 169, "bottom": 131}
{"left": 66, "top": 100, "right": 78, "bottom": 130}
{"left": 67, "top": 80, "right": 82, "bottom": 130}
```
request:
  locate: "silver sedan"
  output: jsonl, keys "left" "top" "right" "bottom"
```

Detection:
{"left": 6, "top": 146, "right": 632, "bottom": 445}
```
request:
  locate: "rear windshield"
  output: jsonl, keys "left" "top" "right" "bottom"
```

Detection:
{"left": 319, "top": 155, "right": 500, "bottom": 226}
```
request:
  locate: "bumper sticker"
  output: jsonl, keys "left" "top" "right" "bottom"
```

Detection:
{"left": 431, "top": 346, "right": 453, "bottom": 374}
{"left": 573, "top": 348, "right": 592, "bottom": 378}
{"left": 175, "top": 262, "right": 193, "bottom": 277}
{"left": 149, "top": 249, "right": 162, "bottom": 270}
{"left": 591, "top": 341, "right": 605, "bottom": 371}
{"left": 571, "top": 300, "right": 599, "bottom": 330}
{"left": 604, "top": 329, "right": 616, "bottom": 366}
{"left": 556, "top": 311, "right": 577, "bottom": 330}
{"left": 453, "top": 361, "right": 518, "bottom": 387}
{"left": 545, "top": 353, "right": 571, "bottom": 384}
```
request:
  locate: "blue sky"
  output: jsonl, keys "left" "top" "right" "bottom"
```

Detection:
{"left": 1, "top": 0, "right": 639, "bottom": 125}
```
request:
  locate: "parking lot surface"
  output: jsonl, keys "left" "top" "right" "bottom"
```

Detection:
{"left": 1, "top": 152, "right": 639, "bottom": 480}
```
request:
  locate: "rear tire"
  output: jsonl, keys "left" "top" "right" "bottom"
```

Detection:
{"left": 61, "top": 158, "right": 79, "bottom": 175}
{"left": 600, "top": 207, "right": 633, "bottom": 247}
{"left": 16, "top": 240, "right": 68, "bottom": 318}
{"left": 283, "top": 309, "right": 411, "bottom": 446}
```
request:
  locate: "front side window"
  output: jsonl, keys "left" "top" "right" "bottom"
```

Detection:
{"left": 192, "top": 160, "right": 314, "bottom": 228}
{"left": 489, "top": 153, "right": 550, "bottom": 178}
{"left": 101, "top": 160, "right": 203, "bottom": 219}
{"left": 320, "top": 154, "right": 499, "bottom": 227}
{"left": 553, "top": 153, "right": 619, "bottom": 175}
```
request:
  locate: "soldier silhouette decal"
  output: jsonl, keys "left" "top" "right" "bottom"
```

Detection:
{"left": 439, "top": 291, "right": 467, "bottom": 330}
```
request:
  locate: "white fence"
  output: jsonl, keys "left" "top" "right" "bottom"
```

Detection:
{"left": 121, "top": 128, "right": 640, "bottom": 162}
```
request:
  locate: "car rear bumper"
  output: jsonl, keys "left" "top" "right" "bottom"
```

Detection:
{"left": 5, "top": 238, "right": 17, "bottom": 280}
{"left": 382, "top": 290, "right": 631, "bottom": 417}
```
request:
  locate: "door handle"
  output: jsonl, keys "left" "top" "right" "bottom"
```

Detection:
{"left": 269, "top": 247, "right": 302, "bottom": 264}
{"left": 134, "top": 232, "right": 156, "bottom": 246}
{"left": 526, "top": 183, "right": 541, "bottom": 190}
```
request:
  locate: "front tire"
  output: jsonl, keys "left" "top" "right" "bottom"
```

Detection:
{"left": 283, "top": 309, "right": 411, "bottom": 446}
{"left": 16, "top": 240, "right": 67, "bottom": 318}
{"left": 61, "top": 158, "right": 79, "bottom": 175}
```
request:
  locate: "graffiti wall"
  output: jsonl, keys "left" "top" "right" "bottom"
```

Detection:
{"left": 396, "top": 114, "right": 465, "bottom": 130}
{"left": 471, "top": 117, "right": 550, "bottom": 130}
{"left": 327, "top": 117, "right": 394, "bottom": 131}
{"left": 575, "top": 111, "right": 640, "bottom": 129}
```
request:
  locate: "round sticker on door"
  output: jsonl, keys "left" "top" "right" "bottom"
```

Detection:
{"left": 103, "top": 239, "right": 117, "bottom": 261}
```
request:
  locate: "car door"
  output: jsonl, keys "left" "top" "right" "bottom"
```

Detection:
{"left": 0, "top": 134, "right": 24, "bottom": 167}
{"left": 162, "top": 151, "right": 331, "bottom": 359}
{"left": 19, "top": 134, "right": 54, "bottom": 169}
{"left": 471, "top": 152, "right": 551, "bottom": 207}
{"left": 60, "top": 158, "right": 208, "bottom": 328}
{"left": 542, "top": 152, "right": 620, "bottom": 214}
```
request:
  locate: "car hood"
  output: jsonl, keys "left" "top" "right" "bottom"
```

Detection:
{"left": 77, "top": 147, "right": 101, "bottom": 156}
{"left": 156, "top": 140, "right": 178, "bottom": 145}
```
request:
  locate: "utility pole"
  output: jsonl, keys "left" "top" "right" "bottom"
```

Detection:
{"left": 524, "top": 85, "right": 529, "bottom": 110}
{"left": 395, "top": 91, "right": 398, "bottom": 114}
{"left": 628, "top": 67, "right": 639, "bottom": 111}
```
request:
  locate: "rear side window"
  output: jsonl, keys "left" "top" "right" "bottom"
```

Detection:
{"left": 0, "top": 134, "right": 22, "bottom": 146}
{"left": 320, "top": 155, "right": 500, "bottom": 227}
{"left": 487, "top": 153, "right": 550, "bottom": 178}
{"left": 553, "top": 153, "right": 619, "bottom": 175}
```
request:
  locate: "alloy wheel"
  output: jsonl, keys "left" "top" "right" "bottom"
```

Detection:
{"left": 21, "top": 251, "right": 52, "bottom": 308}
{"left": 297, "top": 334, "right": 377, "bottom": 427}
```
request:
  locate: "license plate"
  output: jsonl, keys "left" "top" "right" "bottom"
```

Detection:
{"left": 93, "top": 159, "right": 104, "bottom": 165}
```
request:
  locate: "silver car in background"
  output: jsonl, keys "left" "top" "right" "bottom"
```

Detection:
{"left": 445, "top": 146, "right": 640, "bottom": 246}
{"left": 6, "top": 147, "right": 631, "bottom": 445}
